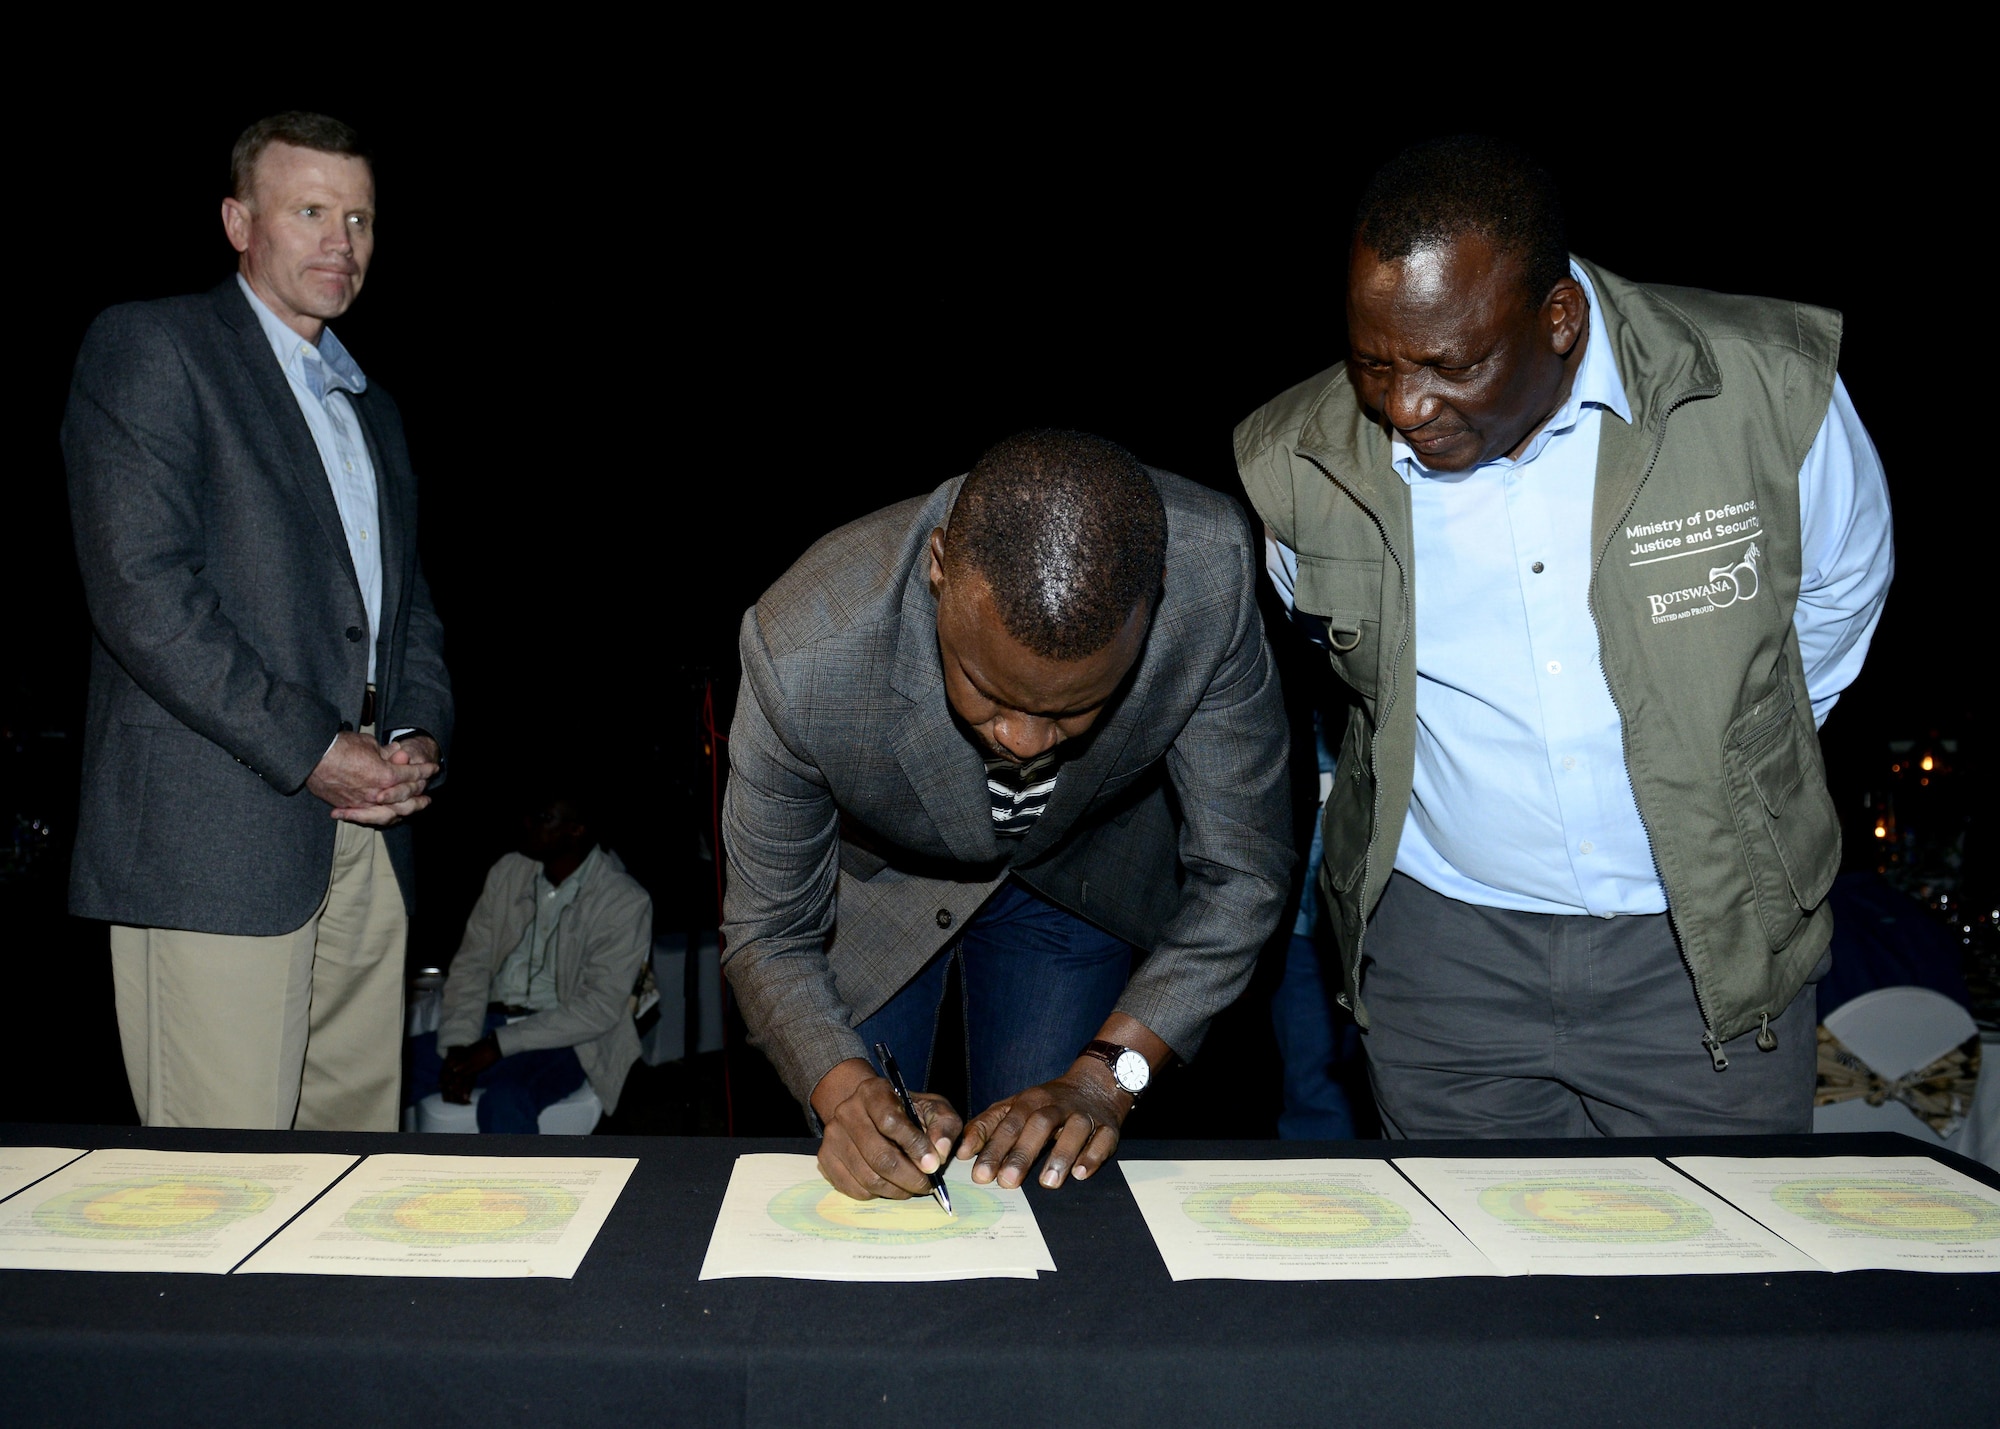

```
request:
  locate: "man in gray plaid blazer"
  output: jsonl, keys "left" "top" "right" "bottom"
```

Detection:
{"left": 723, "top": 430, "right": 1291, "bottom": 1201}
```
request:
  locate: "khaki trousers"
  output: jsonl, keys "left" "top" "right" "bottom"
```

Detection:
{"left": 111, "top": 819, "right": 408, "bottom": 1131}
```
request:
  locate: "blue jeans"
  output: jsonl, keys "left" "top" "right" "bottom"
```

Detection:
{"left": 406, "top": 1011, "right": 587, "bottom": 1134}
{"left": 856, "top": 880, "right": 1134, "bottom": 1113}
{"left": 1271, "top": 734, "right": 1358, "bottom": 1139}
{"left": 1271, "top": 933, "right": 1359, "bottom": 1139}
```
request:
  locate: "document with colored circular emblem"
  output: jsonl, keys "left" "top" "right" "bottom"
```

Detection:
{"left": 1671, "top": 1155, "right": 2000, "bottom": 1273}
{"left": 1119, "top": 1159, "right": 1500, "bottom": 1280}
{"left": 1393, "top": 1157, "right": 1823, "bottom": 1276}
{"left": 236, "top": 1153, "right": 637, "bottom": 1279}
{"left": 0, "top": 1148, "right": 357, "bottom": 1274}
{"left": 698, "top": 1153, "right": 1054, "bottom": 1281}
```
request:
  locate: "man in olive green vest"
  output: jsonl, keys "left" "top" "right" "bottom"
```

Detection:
{"left": 1236, "top": 136, "right": 1893, "bottom": 1138}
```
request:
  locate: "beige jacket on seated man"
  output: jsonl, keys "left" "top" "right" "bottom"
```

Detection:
{"left": 435, "top": 848, "right": 652, "bottom": 1113}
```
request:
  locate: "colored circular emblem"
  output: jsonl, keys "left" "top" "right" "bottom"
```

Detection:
{"left": 1181, "top": 1181, "right": 1412, "bottom": 1248}
{"left": 344, "top": 1181, "right": 580, "bottom": 1245}
{"left": 34, "top": 1177, "right": 275, "bottom": 1240}
{"left": 1770, "top": 1178, "right": 2000, "bottom": 1243}
{"left": 766, "top": 1180, "right": 1003, "bottom": 1242}
{"left": 1476, "top": 1180, "right": 1712, "bottom": 1242}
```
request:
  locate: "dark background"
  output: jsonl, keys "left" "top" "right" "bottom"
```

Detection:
{"left": 2, "top": 79, "right": 1977, "bottom": 1129}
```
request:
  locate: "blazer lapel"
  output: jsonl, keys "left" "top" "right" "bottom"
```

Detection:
{"left": 887, "top": 561, "right": 1000, "bottom": 867}
{"left": 211, "top": 283, "right": 364, "bottom": 604}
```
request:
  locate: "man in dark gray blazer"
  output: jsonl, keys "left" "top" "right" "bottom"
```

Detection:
{"left": 724, "top": 429, "right": 1290, "bottom": 1201}
{"left": 62, "top": 112, "right": 452, "bottom": 1131}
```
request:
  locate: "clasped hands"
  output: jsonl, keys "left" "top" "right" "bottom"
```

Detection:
{"left": 811, "top": 1054, "right": 1132, "bottom": 1203}
{"left": 439, "top": 1036, "right": 502, "bottom": 1104}
{"left": 307, "top": 732, "right": 440, "bottom": 825}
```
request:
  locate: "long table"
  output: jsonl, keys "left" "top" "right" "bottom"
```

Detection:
{"left": 3, "top": 1125, "right": 1996, "bottom": 1427}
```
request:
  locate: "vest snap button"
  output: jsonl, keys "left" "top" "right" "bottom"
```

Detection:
{"left": 936, "top": 909, "right": 953, "bottom": 930}
{"left": 1531, "top": 561, "right": 1545, "bottom": 574}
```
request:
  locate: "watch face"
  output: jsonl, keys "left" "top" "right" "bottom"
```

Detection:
{"left": 1112, "top": 1048, "right": 1149, "bottom": 1094}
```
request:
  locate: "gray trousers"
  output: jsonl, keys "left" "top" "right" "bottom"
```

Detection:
{"left": 1361, "top": 873, "right": 1820, "bottom": 1139}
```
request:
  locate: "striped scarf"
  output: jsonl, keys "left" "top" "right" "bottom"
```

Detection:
{"left": 984, "top": 748, "right": 1062, "bottom": 837}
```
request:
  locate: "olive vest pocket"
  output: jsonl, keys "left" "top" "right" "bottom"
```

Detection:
{"left": 1319, "top": 614, "right": 1380, "bottom": 699}
{"left": 1294, "top": 555, "right": 1385, "bottom": 700}
{"left": 1721, "top": 671, "right": 1841, "bottom": 950}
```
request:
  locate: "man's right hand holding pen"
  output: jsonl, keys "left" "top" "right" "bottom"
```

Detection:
{"left": 811, "top": 1058, "right": 963, "bottom": 1203}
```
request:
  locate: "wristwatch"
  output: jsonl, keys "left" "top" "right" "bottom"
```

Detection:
{"left": 1081, "top": 1039, "right": 1151, "bottom": 1101}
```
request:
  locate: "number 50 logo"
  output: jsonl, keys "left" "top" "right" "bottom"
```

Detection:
{"left": 1706, "top": 543, "right": 1762, "bottom": 607}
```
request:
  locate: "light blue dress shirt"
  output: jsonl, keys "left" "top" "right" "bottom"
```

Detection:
{"left": 238, "top": 274, "right": 384, "bottom": 684}
{"left": 1269, "top": 262, "right": 1894, "bottom": 917}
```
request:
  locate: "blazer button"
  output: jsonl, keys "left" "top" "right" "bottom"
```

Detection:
{"left": 345, "top": 626, "right": 364, "bottom": 642}
{"left": 936, "top": 909, "right": 954, "bottom": 930}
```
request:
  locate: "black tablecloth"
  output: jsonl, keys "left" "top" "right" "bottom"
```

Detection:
{"left": 2, "top": 1126, "right": 1996, "bottom": 1428}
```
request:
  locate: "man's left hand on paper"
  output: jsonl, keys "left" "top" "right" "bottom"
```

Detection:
{"left": 959, "top": 1013, "right": 1169, "bottom": 1190}
{"left": 959, "top": 1066, "right": 1127, "bottom": 1191}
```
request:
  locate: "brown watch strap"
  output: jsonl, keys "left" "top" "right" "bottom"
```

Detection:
{"left": 1081, "top": 1040, "right": 1145, "bottom": 1099}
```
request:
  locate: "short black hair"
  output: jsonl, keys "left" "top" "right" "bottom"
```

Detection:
{"left": 525, "top": 786, "right": 596, "bottom": 832}
{"left": 230, "top": 111, "right": 368, "bottom": 200}
{"left": 946, "top": 429, "right": 1167, "bottom": 662}
{"left": 1353, "top": 135, "right": 1569, "bottom": 304}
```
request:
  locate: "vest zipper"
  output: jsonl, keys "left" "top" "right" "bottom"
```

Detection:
{"left": 1588, "top": 389, "right": 1725, "bottom": 1067}
{"left": 1295, "top": 451, "right": 1413, "bottom": 998}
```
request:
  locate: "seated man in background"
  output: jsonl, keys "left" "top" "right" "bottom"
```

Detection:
{"left": 723, "top": 428, "right": 1291, "bottom": 1200}
{"left": 412, "top": 792, "right": 652, "bottom": 1133}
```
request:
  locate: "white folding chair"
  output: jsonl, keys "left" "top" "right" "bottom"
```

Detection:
{"left": 1813, "top": 986, "right": 1979, "bottom": 1147}
{"left": 410, "top": 1081, "right": 603, "bottom": 1135}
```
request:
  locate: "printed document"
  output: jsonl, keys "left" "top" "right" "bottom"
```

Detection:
{"left": 699, "top": 1152, "right": 1055, "bottom": 1281}
{"left": 238, "top": 1153, "right": 636, "bottom": 1279}
{"left": 0, "top": 1146, "right": 86, "bottom": 1203}
{"left": 1672, "top": 1155, "right": 2000, "bottom": 1273}
{"left": 1394, "top": 1156, "right": 1823, "bottom": 1276}
{"left": 0, "top": 1148, "right": 355, "bottom": 1274}
{"left": 1120, "top": 1158, "right": 1499, "bottom": 1280}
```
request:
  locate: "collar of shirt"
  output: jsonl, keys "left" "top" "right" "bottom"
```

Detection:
{"left": 235, "top": 273, "right": 368, "bottom": 404}
{"left": 534, "top": 842, "right": 603, "bottom": 911}
{"left": 1389, "top": 261, "right": 1630, "bottom": 485}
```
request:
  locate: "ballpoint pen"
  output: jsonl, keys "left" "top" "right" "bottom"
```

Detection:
{"left": 873, "top": 1041, "right": 954, "bottom": 1217}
